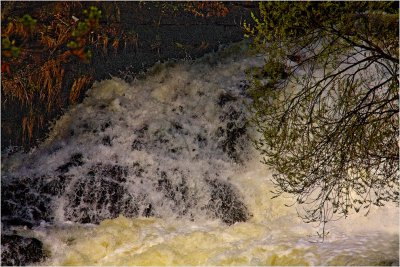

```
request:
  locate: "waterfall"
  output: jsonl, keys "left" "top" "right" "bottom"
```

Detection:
{"left": 2, "top": 42, "right": 398, "bottom": 266}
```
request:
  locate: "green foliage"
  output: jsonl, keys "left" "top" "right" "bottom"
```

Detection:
{"left": 261, "top": 60, "right": 287, "bottom": 81}
{"left": 68, "top": 6, "right": 101, "bottom": 62}
{"left": 71, "top": 6, "right": 101, "bottom": 37}
{"left": 84, "top": 6, "right": 102, "bottom": 22}
{"left": 66, "top": 41, "right": 78, "bottom": 49}
{"left": 1, "top": 37, "right": 20, "bottom": 58}
{"left": 245, "top": 1, "right": 399, "bottom": 236}
{"left": 19, "top": 14, "right": 37, "bottom": 29}
{"left": 71, "top": 22, "right": 90, "bottom": 38}
{"left": 1, "top": 14, "right": 37, "bottom": 60}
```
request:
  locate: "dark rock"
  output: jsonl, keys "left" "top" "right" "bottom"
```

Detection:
{"left": 157, "top": 172, "right": 174, "bottom": 199}
{"left": 98, "top": 164, "right": 128, "bottom": 183}
{"left": 218, "top": 122, "right": 247, "bottom": 161}
{"left": 1, "top": 176, "right": 55, "bottom": 226}
{"left": 1, "top": 218, "right": 34, "bottom": 229}
{"left": 218, "top": 93, "right": 237, "bottom": 107}
{"left": 206, "top": 179, "right": 249, "bottom": 225}
{"left": 134, "top": 124, "right": 148, "bottom": 138}
{"left": 287, "top": 53, "right": 302, "bottom": 63}
{"left": 219, "top": 107, "right": 241, "bottom": 122}
{"left": 102, "top": 136, "right": 112, "bottom": 146}
{"left": 142, "top": 204, "right": 154, "bottom": 217}
{"left": 132, "top": 162, "right": 146, "bottom": 177}
{"left": 171, "top": 122, "right": 183, "bottom": 131}
{"left": 215, "top": 127, "right": 225, "bottom": 138}
{"left": 80, "top": 122, "right": 91, "bottom": 133}
{"left": 156, "top": 170, "right": 191, "bottom": 215}
{"left": 132, "top": 125, "right": 149, "bottom": 151}
{"left": 64, "top": 164, "right": 138, "bottom": 224}
{"left": 131, "top": 139, "right": 145, "bottom": 151}
{"left": 196, "top": 134, "right": 208, "bottom": 149}
{"left": 100, "top": 121, "right": 112, "bottom": 131}
{"left": 1, "top": 235, "right": 45, "bottom": 266}
{"left": 168, "top": 121, "right": 189, "bottom": 136}
{"left": 56, "top": 153, "right": 84, "bottom": 173}
{"left": 41, "top": 175, "right": 67, "bottom": 196}
{"left": 155, "top": 134, "right": 169, "bottom": 144}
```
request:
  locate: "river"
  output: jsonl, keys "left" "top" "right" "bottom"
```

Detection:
{"left": 1, "top": 42, "right": 398, "bottom": 266}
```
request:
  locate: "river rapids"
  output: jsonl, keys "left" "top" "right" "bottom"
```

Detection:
{"left": 1, "top": 42, "right": 399, "bottom": 266}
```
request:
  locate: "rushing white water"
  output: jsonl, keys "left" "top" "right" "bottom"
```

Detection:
{"left": 2, "top": 42, "right": 399, "bottom": 266}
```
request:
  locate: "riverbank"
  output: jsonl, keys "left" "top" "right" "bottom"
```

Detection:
{"left": 1, "top": 2, "right": 258, "bottom": 152}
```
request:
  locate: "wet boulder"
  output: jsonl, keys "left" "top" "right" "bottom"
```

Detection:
{"left": 64, "top": 164, "right": 139, "bottom": 224}
{"left": 218, "top": 92, "right": 237, "bottom": 107}
{"left": 1, "top": 235, "right": 45, "bottom": 266}
{"left": 206, "top": 179, "right": 249, "bottom": 225}
{"left": 216, "top": 104, "right": 248, "bottom": 162}
{"left": 41, "top": 175, "right": 68, "bottom": 196}
{"left": 131, "top": 139, "right": 145, "bottom": 151}
{"left": 218, "top": 121, "right": 247, "bottom": 162}
{"left": 196, "top": 134, "right": 208, "bottom": 149}
{"left": 56, "top": 153, "right": 84, "bottom": 174}
{"left": 156, "top": 170, "right": 192, "bottom": 216}
{"left": 132, "top": 124, "right": 149, "bottom": 151}
{"left": 1, "top": 175, "right": 59, "bottom": 227}
{"left": 101, "top": 135, "right": 112, "bottom": 146}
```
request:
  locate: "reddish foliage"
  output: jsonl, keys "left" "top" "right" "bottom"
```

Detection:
{"left": 1, "top": 62, "right": 11, "bottom": 75}
{"left": 185, "top": 2, "right": 229, "bottom": 18}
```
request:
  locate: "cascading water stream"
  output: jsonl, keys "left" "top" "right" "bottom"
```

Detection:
{"left": 1, "top": 42, "right": 398, "bottom": 266}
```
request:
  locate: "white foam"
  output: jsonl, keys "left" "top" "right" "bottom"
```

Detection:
{"left": 3, "top": 42, "right": 398, "bottom": 266}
